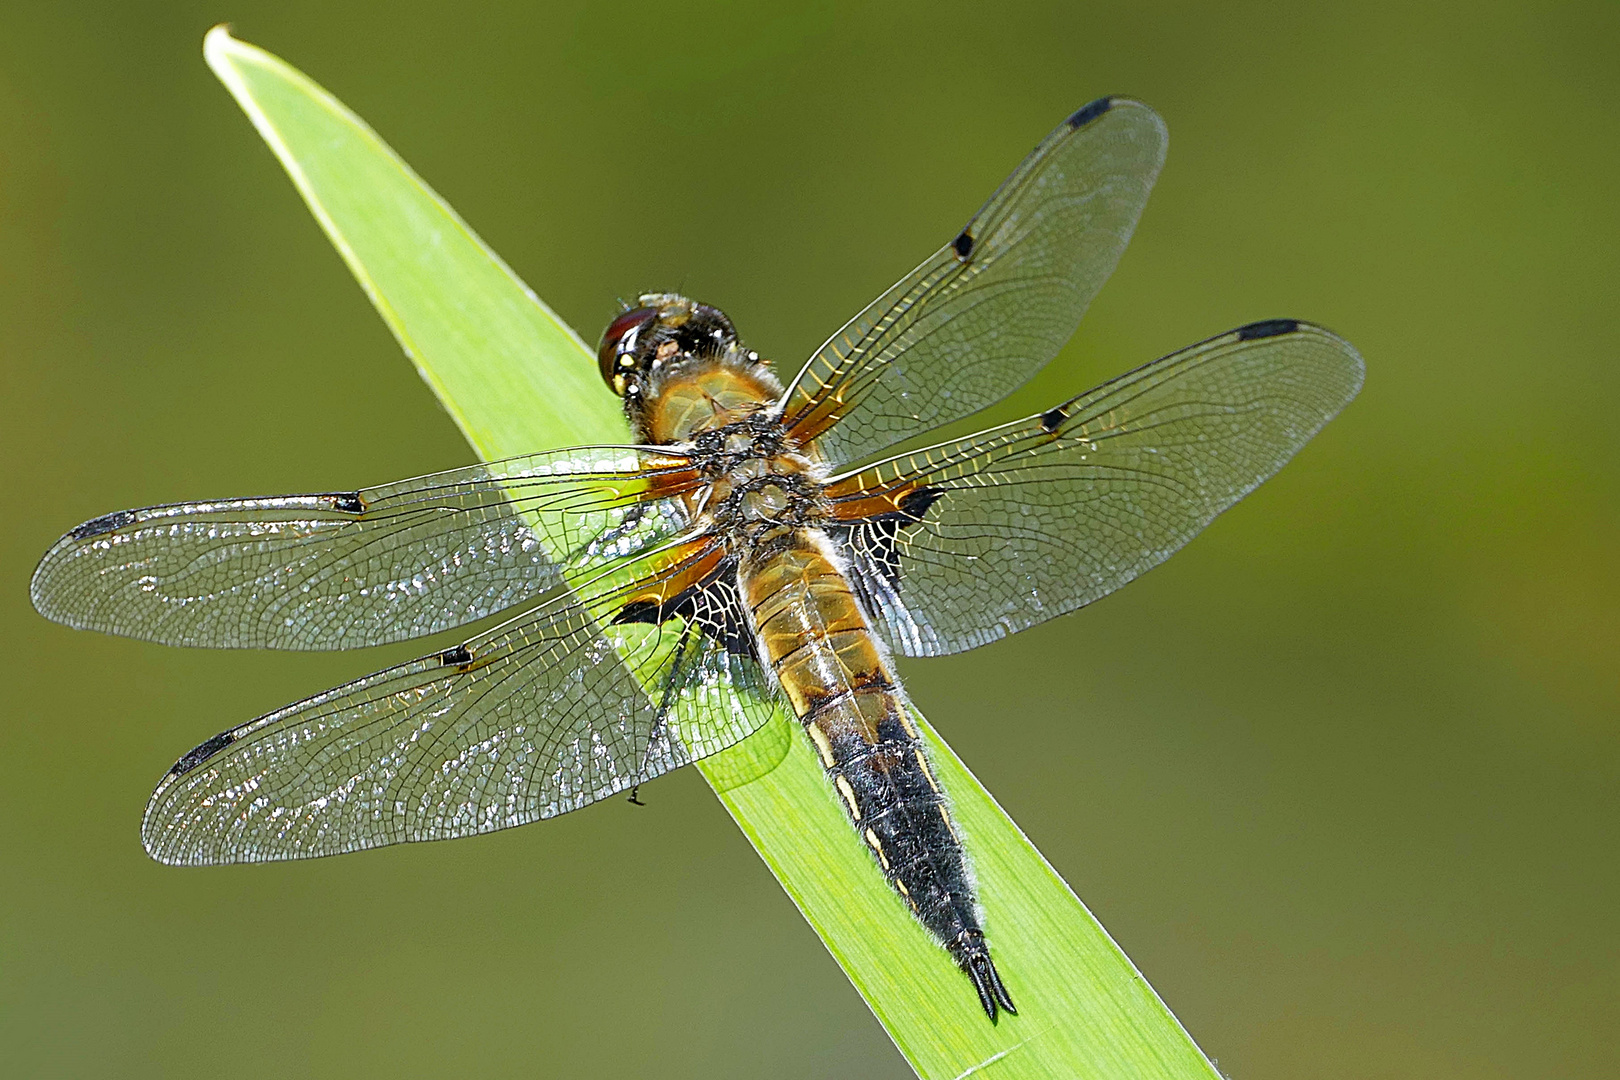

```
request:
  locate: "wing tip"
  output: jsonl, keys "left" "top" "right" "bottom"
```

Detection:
{"left": 140, "top": 834, "right": 189, "bottom": 867}
{"left": 30, "top": 537, "right": 91, "bottom": 627}
{"left": 68, "top": 508, "right": 138, "bottom": 540}
{"left": 33, "top": 510, "right": 140, "bottom": 621}
{"left": 168, "top": 730, "right": 238, "bottom": 778}
{"left": 1236, "top": 317, "right": 1300, "bottom": 341}
{"left": 1232, "top": 318, "right": 1367, "bottom": 408}
{"left": 1064, "top": 96, "right": 1166, "bottom": 141}
{"left": 1066, "top": 96, "right": 1117, "bottom": 129}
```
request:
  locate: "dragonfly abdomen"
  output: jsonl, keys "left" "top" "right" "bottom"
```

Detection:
{"left": 741, "top": 528, "right": 1016, "bottom": 1019}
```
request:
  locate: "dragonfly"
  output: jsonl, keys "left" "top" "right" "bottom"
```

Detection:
{"left": 31, "top": 97, "right": 1362, "bottom": 1021}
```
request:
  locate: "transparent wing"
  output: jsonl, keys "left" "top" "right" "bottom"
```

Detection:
{"left": 141, "top": 536, "right": 777, "bottom": 866}
{"left": 778, "top": 98, "right": 1167, "bottom": 469}
{"left": 31, "top": 446, "right": 704, "bottom": 650}
{"left": 822, "top": 320, "right": 1365, "bottom": 656}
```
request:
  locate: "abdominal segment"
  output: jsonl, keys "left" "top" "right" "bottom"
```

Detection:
{"left": 741, "top": 528, "right": 1015, "bottom": 1018}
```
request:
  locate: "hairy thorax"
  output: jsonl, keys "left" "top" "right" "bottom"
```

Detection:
{"left": 646, "top": 359, "right": 830, "bottom": 551}
{"left": 640, "top": 361, "right": 782, "bottom": 446}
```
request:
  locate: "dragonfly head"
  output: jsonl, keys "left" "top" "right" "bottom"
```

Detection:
{"left": 597, "top": 293, "right": 740, "bottom": 399}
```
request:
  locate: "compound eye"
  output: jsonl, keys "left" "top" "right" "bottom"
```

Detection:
{"left": 597, "top": 306, "right": 659, "bottom": 394}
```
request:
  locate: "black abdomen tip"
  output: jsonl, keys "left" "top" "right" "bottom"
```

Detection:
{"left": 950, "top": 930, "right": 1017, "bottom": 1022}
{"left": 1237, "top": 318, "right": 1300, "bottom": 341}
{"left": 1066, "top": 96, "right": 1116, "bottom": 129}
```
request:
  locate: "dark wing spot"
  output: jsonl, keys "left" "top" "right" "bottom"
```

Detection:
{"left": 825, "top": 485, "right": 946, "bottom": 605}
{"left": 1039, "top": 407, "right": 1068, "bottom": 433}
{"left": 171, "top": 731, "right": 236, "bottom": 777}
{"left": 952, "top": 230, "right": 975, "bottom": 261}
{"left": 896, "top": 486, "right": 944, "bottom": 523}
{"left": 610, "top": 558, "right": 755, "bottom": 657}
{"left": 1066, "top": 97, "right": 1116, "bottom": 130}
{"left": 439, "top": 644, "right": 474, "bottom": 666}
{"left": 611, "top": 600, "right": 661, "bottom": 627}
{"left": 69, "top": 509, "right": 137, "bottom": 540}
{"left": 326, "top": 492, "right": 366, "bottom": 514}
{"left": 830, "top": 520, "right": 904, "bottom": 595}
{"left": 1236, "top": 318, "right": 1299, "bottom": 341}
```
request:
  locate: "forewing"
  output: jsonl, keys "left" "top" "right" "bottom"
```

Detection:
{"left": 32, "top": 446, "right": 701, "bottom": 650}
{"left": 823, "top": 321, "right": 1364, "bottom": 656}
{"left": 141, "top": 537, "right": 777, "bottom": 865}
{"left": 779, "top": 98, "right": 1167, "bottom": 468}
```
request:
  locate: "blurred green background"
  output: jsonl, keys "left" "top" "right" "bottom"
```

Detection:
{"left": 2, "top": 1, "right": 1615, "bottom": 1077}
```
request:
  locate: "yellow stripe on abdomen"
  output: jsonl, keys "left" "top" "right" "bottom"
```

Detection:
{"left": 741, "top": 528, "right": 975, "bottom": 935}
{"left": 742, "top": 530, "right": 892, "bottom": 730}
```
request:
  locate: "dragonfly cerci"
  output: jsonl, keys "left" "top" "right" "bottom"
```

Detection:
{"left": 32, "top": 97, "right": 1362, "bottom": 1020}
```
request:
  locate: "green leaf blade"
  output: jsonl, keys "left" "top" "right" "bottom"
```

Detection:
{"left": 203, "top": 26, "right": 1220, "bottom": 1078}
{"left": 203, "top": 26, "right": 620, "bottom": 453}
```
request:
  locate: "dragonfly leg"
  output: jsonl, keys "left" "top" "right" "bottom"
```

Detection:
{"left": 626, "top": 619, "right": 699, "bottom": 805}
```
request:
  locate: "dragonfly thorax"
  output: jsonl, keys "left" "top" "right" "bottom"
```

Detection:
{"left": 686, "top": 415, "right": 828, "bottom": 545}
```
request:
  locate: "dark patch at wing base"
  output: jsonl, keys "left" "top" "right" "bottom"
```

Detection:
{"left": 139, "top": 543, "right": 782, "bottom": 865}
{"left": 824, "top": 486, "right": 945, "bottom": 633}
{"left": 611, "top": 557, "right": 756, "bottom": 657}
{"left": 896, "top": 486, "right": 945, "bottom": 524}
{"left": 862, "top": 487, "right": 946, "bottom": 587}
{"left": 823, "top": 319, "right": 1365, "bottom": 658}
